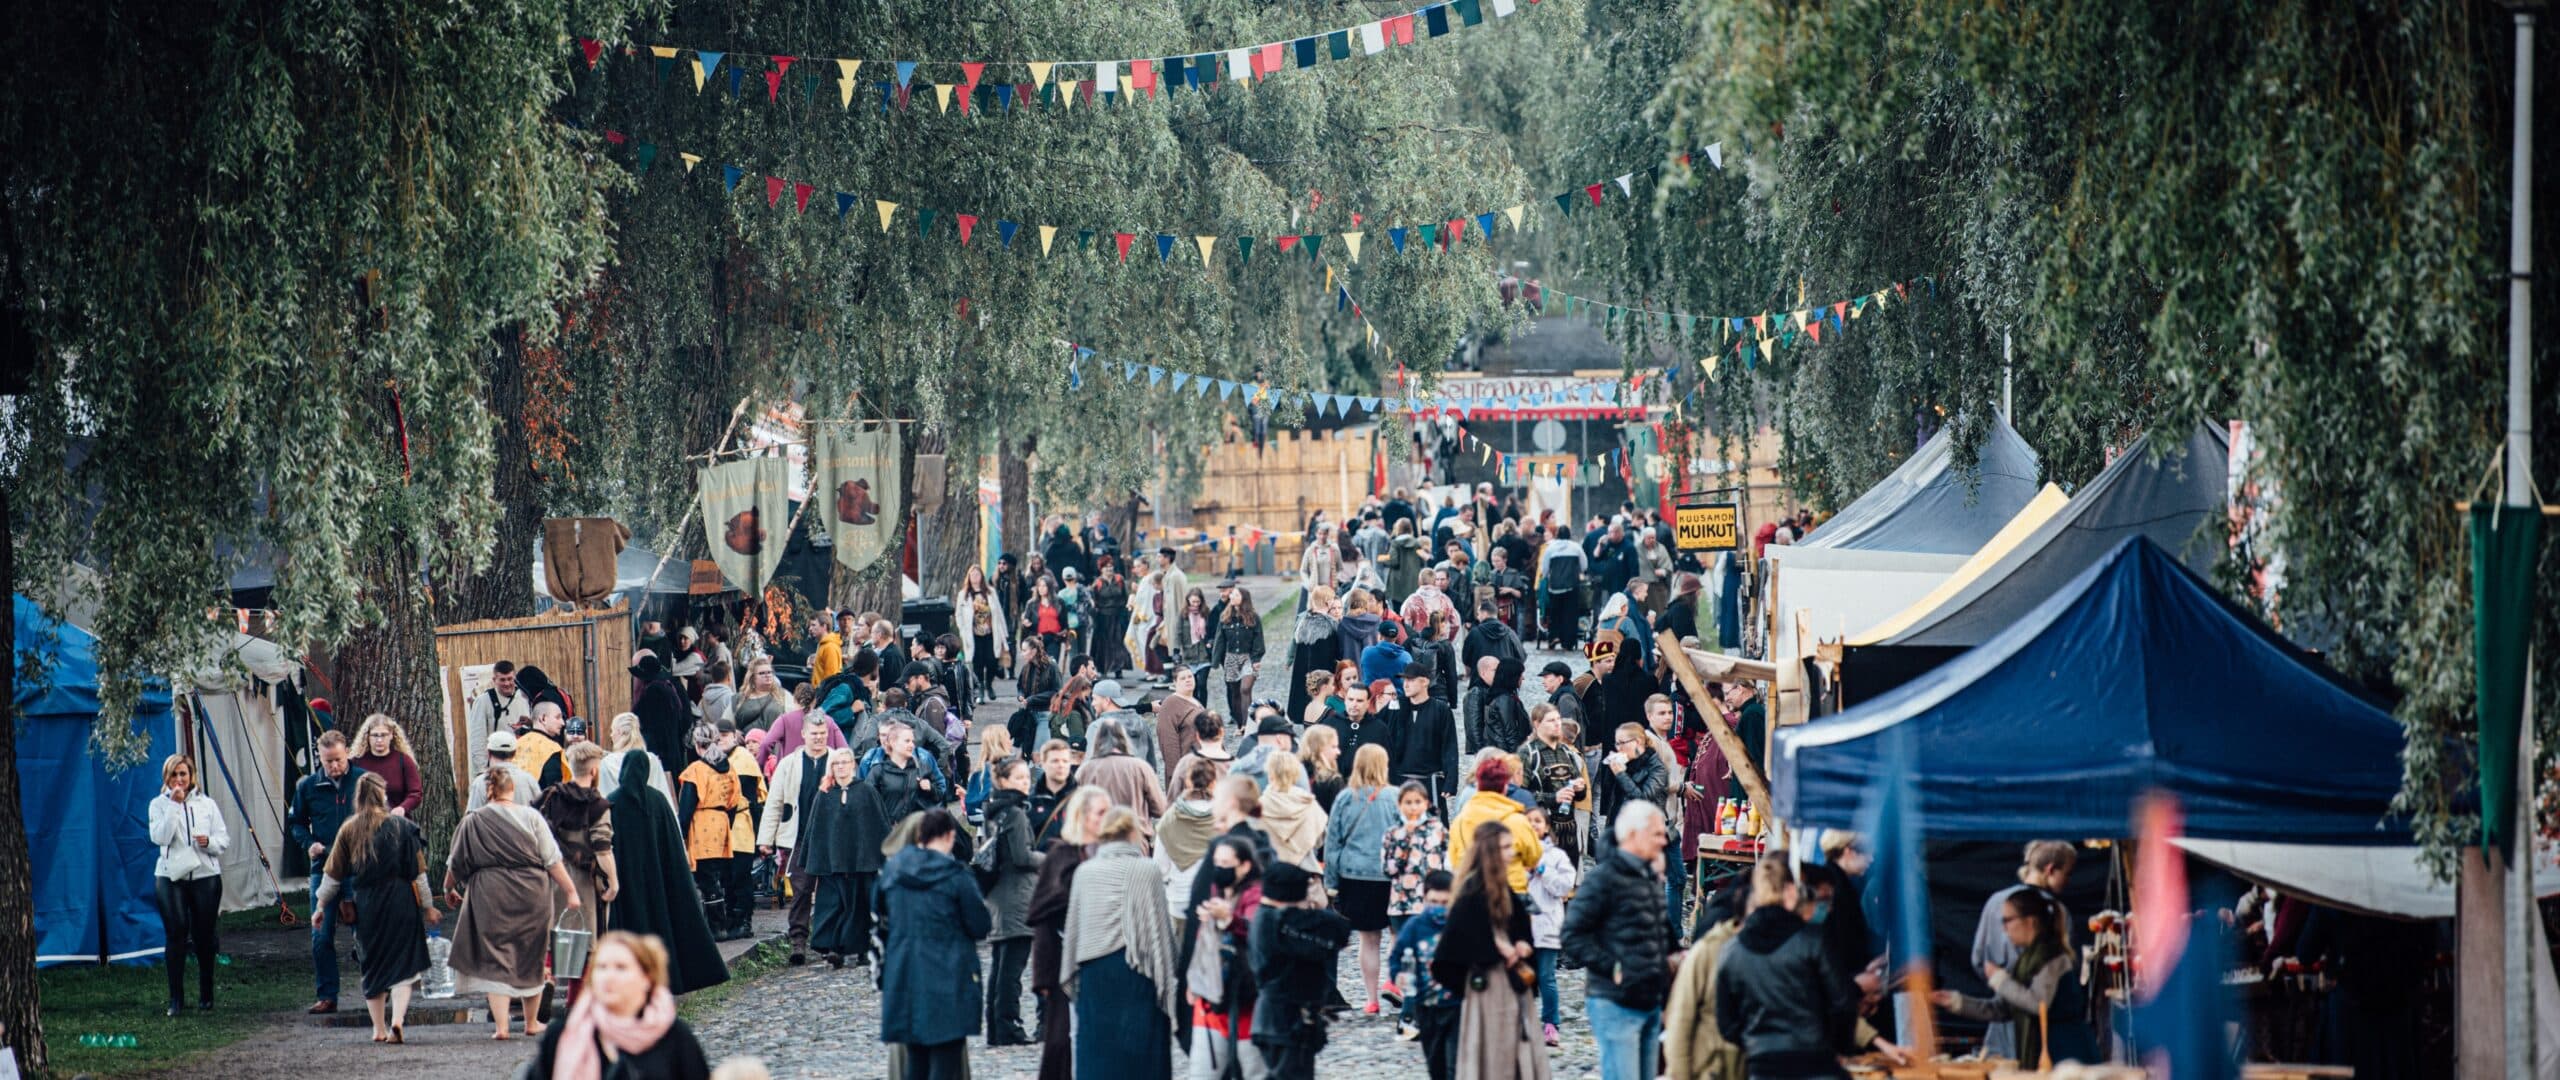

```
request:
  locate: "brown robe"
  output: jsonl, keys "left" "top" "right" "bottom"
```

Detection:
{"left": 447, "top": 803, "right": 559, "bottom": 996}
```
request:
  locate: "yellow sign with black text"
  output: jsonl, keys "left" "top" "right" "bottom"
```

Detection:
{"left": 1674, "top": 502, "right": 1741, "bottom": 551}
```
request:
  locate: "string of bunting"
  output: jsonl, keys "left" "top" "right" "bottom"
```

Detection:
{"left": 1514, "top": 277, "right": 1941, "bottom": 378}
{"left": 577, "top": 0, "right": 1544, "bottom": 117}
{"left": 585, "top": 124, "right": 1724, "bottom": 269}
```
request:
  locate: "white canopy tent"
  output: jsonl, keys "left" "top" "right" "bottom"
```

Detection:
{"left": 177, "top": 632, "right": 303, "bottom": 911}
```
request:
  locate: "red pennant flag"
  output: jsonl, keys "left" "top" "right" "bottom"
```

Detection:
{"left": 1079, "top": 81, "right": 1095, "bottom": 105}
{"left": 794, "top": 182, "right": 815, "bottom": 213}
{"left": 1276, "top": 235, "right": 1299, "bottom": 254}
{"left": 765, "top": 69, "right": 785, "bottom": 101}
{"left": 960, "top": 62, "right": 986, "bottom": 88}
{"left": 1751, "top": 313, "right": 1767, "bottom": 334}
{"left": 1016, "top": 82, "right": 1034, "bottom": 108}
{"left": 1258, "top": 44, "right": 1284, "bottom": 78}
{"left": 1806, "top": 321, "right": 1822, "bottom": 344}
{"left": 578, "top": 38, "right": 604, "bottom": 68}
{"left": 895, "top": 85, "right": 912, "bottom": 110}
{"left": 956, "top": 298, "right": 971, "bottom": 319}
{"left": 1585, "top": 183, "right": 1605, "bottom": 206}
{"left": 1446, "top": 218, "right": 1465, "bottom": 248}
{"left": 1131, "top": 60, "right": 1155, "bottom": 97}
{"left": 1248, "top": 48, "right": 1270, "bottom": 79}
{"left": 765, "top": 176, "right": 785, "bottom": 208}
{"left": 774, "top": 56, "right": 797, "bottom": 76}
{"left": 957, "top": 85, "right": 972, "bottom": 114}
{"left": 955, "top": 214, "right": 978, "bottom": 245}
{"left": 1832, "top": 300, "right": 1849, "bottom": 321}
{"left": 1386, "top": 14, "right": 1418, "bottom": 44}
{"left": 1113, "top": 232, "right": 1134, "bottom": 261}
{"left": 603, "top": 130, "right": 628, "bottom": 144}
{"left": 1896, "top": 280, "right": 1911, "bottom": 298}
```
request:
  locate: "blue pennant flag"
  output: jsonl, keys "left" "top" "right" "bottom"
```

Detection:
{"left": 1122, "top": 361, "right": 1139, "bottom": 381}
{"left": 1195, "top": 377, "right": 1213, "bottom": 398}
{"left": 1075, "top": 345, "right": 1097, "bottom": 361}
{"left": 721, "top": 164, "right": 744, "bottom": 194}
{"left": 1729, "top": 316, "right": 1746, "bottom": 335}
{"left": 727, "top": 67, "right": 743, "bottom": 96}
{"left": 894, "top": 61, "right": 919, "bottom": 88}
{"left": 1148, "top": 366, "right": 1166, "bottom": 386}
{"left": 1171, "top": 372, "right": 1192, "bottom": 391}
{"left": 1156, "top": 234, "right": 1176, "bottom": 262}
{"left": 696, "top": 51, "right": 725, "bottom": 83}
{"left": 1389, "top": 227, "right": 1408, "bottom": 254}
{"left": 1360, "top": 396, "right": 1382, "bottom": 412}
{"left": 835, "top": 192, "right": 856, "bottom": 218}
{"left": 1067, "top": 361, "right": 1083, "bottom": 390}
{"left": 996, "top": 84, "right": 1015, "bottom": 111}
{"left": 879, "top": 82, "right": 895, "bottom": 112}
{"left": 1336, "top": 288, "right": 1350, "bottom": 312}
{"left": 1217, "top": 379, "right": 1238, "bottom": 400}
{"left": 1477, "top": 212, "right": 1497, "bottom": 238}
{"left": 998, "top": 220, "right": 1019, "bottom": 248}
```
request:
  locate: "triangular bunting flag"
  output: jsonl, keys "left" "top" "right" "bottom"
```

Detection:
{"left": 1554, "top": 192, "right": 1574, "bottom": 216}
{"left": 1704, "top": 142, "right": 1723, "bottom": 170}
{"left": 917, "top": 208, "right": 937, "bottom": 237}
{"left": 634, "top": 143, "right": 657, "bottom": 172}
{"left": 933, "top": 83, "right": 954, "bottom": 112}
{"left": 1155, "top": 234, "right": 1176, "bottom": 262}
{"left": 693, "top": 51, "right": 724, "bottom": 92}
{"left": 835, "top": 192, "right": 856, "bottom": 218}
{"left": 1113, "top": 232, "right": 1134, "bottom": 261}
{"left": 679, "top": 152, "right": 701, "bottom": 172}
{"left": 765, "top": 57, "right": 795, "bottom": 103}
{"left": 1196, "top": 235, "right": 1217, "bottom": 265}
{"left": 1585, "top": 183, "right": 1605, "bottom": 206}
{"left": 1276, "top": 235, "right": 1299, "bottom": 255}
{"left": 1504, "top": 204, "right": 1525, "bottom": 230}
{"left": 764, "top": 176, "right": 784, "bottom": 208}
{"left": 578, "top": 38, "right": 604, "bottom": 68}
{"left": 1237, "top": 236, "right": 1254, "bottom": 263}
{"left": 875, "top": 200, "right": 899, "bottom": 232}
{"left": 1389, "top": 227, "right": 1408, "bottom": 254}
{"left": 793, "top": 182, "right": 814, "bottom": 213}
{"left": 1758, "top": 338, "right": 1774, "bottom": 364}
{"left": 1342, "top": 232, "right": 1363, "bottom": 262}
{"left": 1305, "top": 234, "right": 1324, "bottom": 259}
{"left": 836, "top": 60, "right": 863, "bottom": 107}
{"left": 894, "top": 61, "right": 919, "bottom": 88}
{"left": 1477, "top": 212, "right": 1496, "bottom": 238}
{"left": 1039, "top": 225, "right": 1059, "bottom": 255}
{"left": 997, "top": 220, "right": 1019, "bottom": 248}
{"left": 1614, "top": 173, "right": 1635, "bottom": 197}
{"left": 955, "top": 214, "right": 977, "bottom": 245}
{"left": 722, "top": 164, "right": 745, "bottom": 194}
{"left": 1028, "top": 61, "right": 1055, "bottom": 88}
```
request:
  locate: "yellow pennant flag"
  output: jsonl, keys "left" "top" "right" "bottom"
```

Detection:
{"left": 692, "top": 56, "right": 710, "bottom": 92}
{"left": 1120, "top": 74, "right": 1136, "bottom": 99}
{"left": 1873, "top": 289, "right": 1890, "bottom": 309}
{"left": 1342, "top": 231, "right": 1364, "bottom": 262}
{"left": 1758, "top": 338, "right": 1775, "bottom": 363}
{"left": 1702, "top": 355, "right": 1720, "bottom": 379}
{"left": 1504, "top": 205, "right": 1524, "bottom": 230}
{"left": 875, "top": 200, "right": 899, "bottom": 233}
{"left": 1324, "top": 266, "right": 1334, "bottom": 293}
{"left": 1058, "top": 80, "right": 1076, "bottom": 111}
{"left": 1028, "top": 62, "right": 1056, "bottom": 89}
{"left": 1039, "top": 225, "right": 1059, "bottom": 255}
{"left": 933, "top": 83, "right": 954, "bottom": 112}
{"left": 1196, "top": 236, "right": 1217, "bottom": 265}
{"left": 836, "top": 59, "right": 863, "bottom": 108}
{"left": 679, "top": 152, "right": 702, "bottom": 173}
{"left": 650, "top": 46, "right": 677, "bottom": 60}
{"left": 1790, "top": 309, "right": 1808, "bottom": 331}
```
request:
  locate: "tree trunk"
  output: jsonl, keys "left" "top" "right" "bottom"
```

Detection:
{"left": 436, "top": 327, "right": 541, "bottom": 624}
{"left": 324, "top": 540, "right": 462, "bottom": 872}
{"left": 0, "top": 483, "right": 49, "bottom": 1073}
{"left": 999, "top": 435, "right": 1033, "bottom": 558}
{"left": 919, "top": 438, "right": 980, "bottom": 598}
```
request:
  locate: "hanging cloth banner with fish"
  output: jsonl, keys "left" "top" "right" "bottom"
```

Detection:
{"left": 697, "top": 457, "right": 791, "bottom": 592}
{"left": 809, "top": 425, "right": 903, "bottom": 573}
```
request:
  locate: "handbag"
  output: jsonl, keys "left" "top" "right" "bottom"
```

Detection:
{"left": 1185, "top": 915, "right": 1227, "bottom": 1004}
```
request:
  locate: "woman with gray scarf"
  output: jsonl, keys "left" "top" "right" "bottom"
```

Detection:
{"left": 1063, "top": 807, "right": 1179, "bottom": 1080}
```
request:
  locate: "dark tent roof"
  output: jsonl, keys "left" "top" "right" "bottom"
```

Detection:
{"left": 1875, "top": 423, "right": 2230, "bottom": 648}
{"left": 1798, "top": 418, "right": 2042, "bottom": 555}
{"left": 1775, "top": 538, "right": 2406, "bottom": 844}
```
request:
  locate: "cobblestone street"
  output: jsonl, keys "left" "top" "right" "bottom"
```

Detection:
{"left": 687, "top": 939, "right": 1605, "bottom": 1078}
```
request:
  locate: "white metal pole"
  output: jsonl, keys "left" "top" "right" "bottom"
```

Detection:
{"left": 2002, "top": 329, "right": 2014, "bottom": 420}
{"left": 2501, "top": 11, "right": 2537, "bottom": 1080}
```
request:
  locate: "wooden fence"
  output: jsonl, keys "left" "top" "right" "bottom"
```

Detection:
{"left": 431, "top": 604, "right": 634, "bottom": 800}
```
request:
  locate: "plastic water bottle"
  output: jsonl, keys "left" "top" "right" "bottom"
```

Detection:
{"left": 424, "top": 928, "right": 456, "bottom": 998}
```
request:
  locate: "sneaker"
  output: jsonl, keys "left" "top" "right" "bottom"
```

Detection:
{"left": 1396, "top": 1023, "right": 1421, "bottom": 1042}
{"left": 1543, "top": 1022, "right": 1560, "bottom": 1047}
{"left": 1378, "top": 981, "right": 1404, "bottom": 1009}
{"left": 1364, "top": 1000, "right": 1381, "bottom": 1016}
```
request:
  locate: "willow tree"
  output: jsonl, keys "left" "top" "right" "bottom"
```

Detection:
{"left": 1651, "top": 0, "right": 2559, "bottom": 865}
{"left": 547, "top": 0, "right": 1527, "bottom": 602}
{"left": 0, "top": 0, "right": 645, "bottom": 1067}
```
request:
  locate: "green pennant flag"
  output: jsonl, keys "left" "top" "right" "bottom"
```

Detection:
{"left": 634, "top": 142, "right": 658, "bottom": 172}
{"left": 1304, "top": 234, "right": 1324, "bottom": 260}
{"left": 2473, "top": 505, "right": 2544, "bottom": 854}
{"left": 918, "top": 208, "right": 938, "bottom": 237}
{"left": 1328, "top": 30, "right": 1352, "bottom": 59}
{"left": 1237, "top": 236, "right": 1254, "bottom": 263}
{"left": 1079, "top": 229, "right": 1095, "bottom": 251}
{"left": 1553, "top": 192, "right": 1574, "bottom": 216}
{"left": 1418, "top": 222, "right": 1440, "bottom": 249}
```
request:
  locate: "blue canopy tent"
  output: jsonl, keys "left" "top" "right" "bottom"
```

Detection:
{"left": 1773, "top": 539, "right": 2406, "bottom": 843}
{"left": 14, "top": 594, "right": 179, "bottom": 966}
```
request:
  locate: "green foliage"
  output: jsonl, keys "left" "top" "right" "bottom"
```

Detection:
{"left": 3, "top": 0, "right": 649, "bottom": 754}
{"left": 1651, "top": 0, "right": 2560, "bottom": 868}
{"left": 552, "top": 0, "right": 1527, "bottom": 533}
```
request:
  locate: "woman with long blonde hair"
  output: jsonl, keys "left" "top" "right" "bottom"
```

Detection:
{"left": 730, "top": 658, "right": 796, "bottom": 733}
{"left": 352, "top": 713, "right": 424, "bottom": 817}
{"left": 598, "top": 713, "right": 674, "bottom": 807}
{"left": 1324, "top": 743, "right": 1403, "bottom": 1015}
{"left": 149, "top": 754, "right": 228, "bottom": 1016}
{"left": 315, "top": 772, "right": 438, "bottom": 1042}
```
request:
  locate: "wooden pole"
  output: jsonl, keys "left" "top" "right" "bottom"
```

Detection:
{"left": 1657, "top": 628, "right": 1772, "bottom": 816}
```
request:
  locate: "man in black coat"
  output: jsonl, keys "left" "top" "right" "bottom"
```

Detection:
{"left": 630, "top": 653, "right": 691, "bottom": 777}
{"left": 1562, "top": 799, "right": 1681, "bottom": 1080}
{"left": 1390, "top": 656, "right": 1459, "bottom": 808}
{"left": 1323, "top": 678, "right": 1401, "bottom": 778}
{"left": 1468, "top": 656, "right": 1532, "bottom": 759}
{"left": 1251, "top": 862, "right": 1354, "bottom": 1080}
{"left": 1596, "top": 721, "right": 1669, "bottom": 858}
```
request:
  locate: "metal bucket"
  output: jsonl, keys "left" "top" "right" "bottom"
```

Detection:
{"left": 550, "top": 908, "right": 594, "bottom": 980}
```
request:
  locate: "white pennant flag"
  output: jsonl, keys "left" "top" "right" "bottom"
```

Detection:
{"left": 1360, "top": 21, "right": 1388, "bottom": 54}
{"left": 1704, "top": 142, "right": 1724, "bottom": 170}
{"left": 1491, "top": 0, "right": 1517, "bottom": 14}
{"left": 1226, "top": 48, "right": 1251, "bottom": 82}
{"left": 1614, "top": 173, "right": 1635, "bottom": 197}
{"left": 1094, "top": 61, "right": 1117, "bottom": 92}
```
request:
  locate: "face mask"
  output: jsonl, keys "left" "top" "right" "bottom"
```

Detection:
{"left": 1810, "top": 900, "right": 1833, "bottom": 924}
{"left": 1209, "top": 867, "right": 1239, "bottom": 889}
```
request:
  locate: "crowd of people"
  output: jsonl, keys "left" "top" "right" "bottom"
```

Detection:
{"left": 135, "top": 489, "right": 2132, "bottom": 1080}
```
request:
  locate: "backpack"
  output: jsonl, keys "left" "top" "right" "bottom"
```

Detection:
{"left": 1543, "top": 550, "right": 1583, "bottom": 594}
{"left": 970, "top": 810, "right": 1006, "bottom": 891}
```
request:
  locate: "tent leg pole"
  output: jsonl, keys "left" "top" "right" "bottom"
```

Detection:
{"left": 1655, "top": 630, "right": 1772, "bottom": 817}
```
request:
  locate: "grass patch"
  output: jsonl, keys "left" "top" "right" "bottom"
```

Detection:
{"left": 35, "top": 924, "right": 312, "bottom": 1078}
{"left": 676, "top": 938, "right": 789, "bottom": 1022}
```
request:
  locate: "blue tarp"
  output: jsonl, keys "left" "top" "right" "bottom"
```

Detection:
{"left": 15, "top": 594, "right": 178, "bottom": 966}
{"left": 1774, "top": 539, "right": 2407, "bottom": 843}
{"left": 1797, "top": 418, "right": 2042, "bottom": 555}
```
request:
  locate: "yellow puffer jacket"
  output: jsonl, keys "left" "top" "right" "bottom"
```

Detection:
{"left": 1447, "top": 790, "right": 1543, "bottom": 894}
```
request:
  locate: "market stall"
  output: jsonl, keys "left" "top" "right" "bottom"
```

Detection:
{"left": 1794, "top": 418, "right": 2043, "bottom": 555}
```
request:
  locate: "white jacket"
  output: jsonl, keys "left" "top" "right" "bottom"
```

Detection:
{"left": 149, "top": 791, "right": 230, "bottom": 882}
{"left": 757, "top": 748, "right": 832, "bottom": 850}
{"left": 1528, "top": 845, "right": 1577, "bottom": 949}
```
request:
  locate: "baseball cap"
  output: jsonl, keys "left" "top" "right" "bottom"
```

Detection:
{"left": 486, "top": 730, "right": 518, "bottom": 753}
